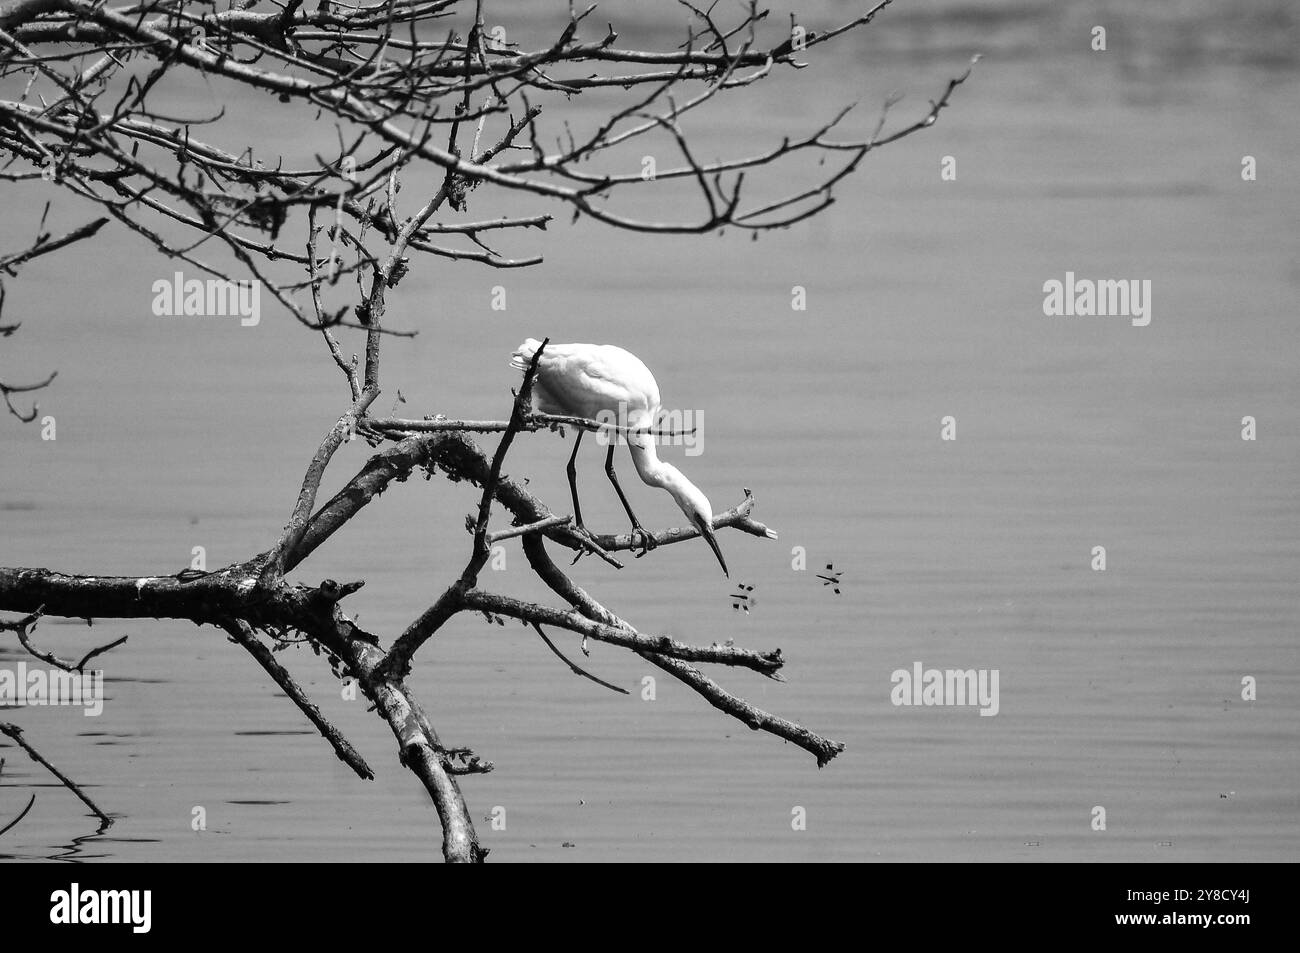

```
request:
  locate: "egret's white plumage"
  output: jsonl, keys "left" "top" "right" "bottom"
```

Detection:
{"left": 510, "top": 338, "right": 728, "bottom": 575}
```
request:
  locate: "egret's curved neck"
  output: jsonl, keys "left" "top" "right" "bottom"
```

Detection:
{"left": 627, "top": 437, "right": 667, "bottom": 485}
{"left": 629, "top": 439, "right": 695, "bottom": 506}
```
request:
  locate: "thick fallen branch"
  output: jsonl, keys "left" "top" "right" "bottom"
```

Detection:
{"left": 315, "top": 614, "right": 486, "bottom": 862}
{"left": 0, "top": 568, "right": 485, "bottom": 860}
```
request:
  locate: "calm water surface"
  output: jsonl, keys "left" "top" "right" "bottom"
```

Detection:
{"left": 2, "top": 2, "right": 1298, "bottom": 861}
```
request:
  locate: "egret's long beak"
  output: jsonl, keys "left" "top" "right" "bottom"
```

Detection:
{"left": 695, "top": 517, "right": 729, "bottom": 577}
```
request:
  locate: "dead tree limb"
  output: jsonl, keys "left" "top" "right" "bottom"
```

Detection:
{"left": 1, "top": 606, "right": 128, "bottom": 672}
{"left": 0, "top": 722, "right": 113, "bottom": 828}
{"left": 218, "top": 617, "right": 375, "bottom": 781}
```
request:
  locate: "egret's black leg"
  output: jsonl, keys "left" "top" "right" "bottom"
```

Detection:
{"left": 567, "top": 429, "right": 585, "bottom": 529}
{"left": 605, "top": 442, "right": 656, "bottom": 557}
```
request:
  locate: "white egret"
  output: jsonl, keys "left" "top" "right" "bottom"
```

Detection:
{"left": 510, "top": 338, "right": 728, "bottom": 576}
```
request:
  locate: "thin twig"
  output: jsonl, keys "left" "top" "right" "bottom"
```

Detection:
{"left": 531, "top": 623, "right": 628, "bottom": 695}
{"left": 0, "top": 793, "right": 36, "bottom": 838}
{"left": 0, "top": 606, "right": 127, "bottom": 671}
{"left": 487, "top": 513, "right": 570, "bottom": 544}
{"left": 0, "top": 722, "right": 113, "bottom": 827}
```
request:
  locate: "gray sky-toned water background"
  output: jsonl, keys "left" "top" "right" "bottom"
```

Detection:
{"left": 2, "top": 0, "right": 1298, "bottom": 861}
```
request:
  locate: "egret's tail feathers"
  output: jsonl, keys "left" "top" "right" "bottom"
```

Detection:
{"left": 509, "top": 337, "right": 545, "bottom": 372}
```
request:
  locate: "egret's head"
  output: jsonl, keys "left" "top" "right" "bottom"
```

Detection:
{"left": 670, "top": 477, "right": 728, "bottom": 578}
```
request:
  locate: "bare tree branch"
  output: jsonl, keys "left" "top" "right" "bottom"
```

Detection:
{"left": 0, "top": 722, "right": 113, "bottom": 828}
{"left": 219, "top": 617, "right": 375, "bottom": 781}
{"left": 0, "top": 605, "right": 127, "bottom": 671}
